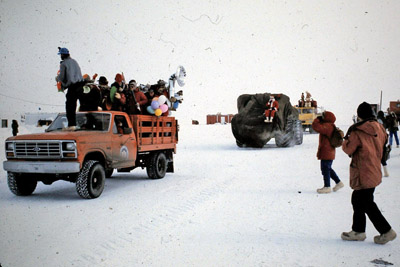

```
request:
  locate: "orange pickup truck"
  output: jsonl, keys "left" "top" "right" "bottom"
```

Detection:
{"left": 3, "top": 111, "right": 178, "bottom": 199}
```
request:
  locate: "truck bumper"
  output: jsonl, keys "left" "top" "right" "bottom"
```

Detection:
{"left": 3, "top": 161, "right": 80, "bottom": 174}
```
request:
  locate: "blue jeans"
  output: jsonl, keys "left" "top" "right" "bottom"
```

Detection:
{"left": 389, "top": 131, "right": 399, "bottom": 146}
{"left": 320, "top": 160, "right": 340, "bottom": 187}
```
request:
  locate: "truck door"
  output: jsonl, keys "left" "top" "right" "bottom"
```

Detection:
{"left": 111, "top": 115, "right": 137, "bottom": 169}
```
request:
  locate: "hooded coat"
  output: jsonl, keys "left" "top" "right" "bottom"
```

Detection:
{"left": 342, "top": 120, "right": 387, "bottom": 190}
{"left": 311, "top": 111, "right": 336, "bottom": 160}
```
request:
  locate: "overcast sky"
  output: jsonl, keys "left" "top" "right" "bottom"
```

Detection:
{"left": 1, "top": 0, "right": 399, "bottom": 125}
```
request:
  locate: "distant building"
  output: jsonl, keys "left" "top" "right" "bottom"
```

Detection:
{"left": 24, "top": 112, "right": 58, "bottom": 126}
{"left": 206, "top": 113, "right": 234, "bottom": 125}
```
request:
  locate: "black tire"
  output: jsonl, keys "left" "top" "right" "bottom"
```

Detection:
{"left": 105, "top": 168, "right": 114, "bottom": 178}
{"left": 146, "top": 152, "right": 167, "bottom": 179}
{"left": 7, "top": 172, "right": 37, "bottom": 196}
{"left": 236, "top": 140, "right": 244, "bottom": 148}
{"left": 294, "top": 119, "right": 303, "bottom": 145}
{"left": 76, "top": 160, "right": 105, "bottom": 199}
{"left": 275, "top": 119, "right": 295, "bottom": 147}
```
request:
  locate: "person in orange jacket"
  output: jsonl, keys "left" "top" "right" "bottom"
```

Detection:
{"left": 264, "top": 95, "right": 279, "bottom": 123}
{"left": 341, "top": 102, "right": 396, "bottom": 244}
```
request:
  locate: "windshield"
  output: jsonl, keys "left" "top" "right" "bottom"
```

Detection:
{"left": 47, "top": 113, "right": 111, "bottom": 132}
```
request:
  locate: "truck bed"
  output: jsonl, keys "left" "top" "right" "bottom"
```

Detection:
{"left": 130, "top": 115, "right": 178, "bottom": 153}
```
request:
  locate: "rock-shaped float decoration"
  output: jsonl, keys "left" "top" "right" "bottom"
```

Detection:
{"left": 231, "top": 93, "right": 303, "bottom": 148}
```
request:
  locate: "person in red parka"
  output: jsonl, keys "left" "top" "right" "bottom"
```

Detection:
{"left": 125, "top": 80, "right": 147, "bottom": 114}
{"left": 341, "top": 102, "right": 396, "bottom": 244}
{"left": 311, "top": 111, "right": 344, "bottom": 194}
{"left": 264, "top": 95, "right": 279, "bottom": 123}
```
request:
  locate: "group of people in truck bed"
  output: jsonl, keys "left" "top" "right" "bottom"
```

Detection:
{"left": 81, "top": 73, "right": 182, "bottom": 116}
{"left": 55, "top": 47, "right": 182, "bottom": 130}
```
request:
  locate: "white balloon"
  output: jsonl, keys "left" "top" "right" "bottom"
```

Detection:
{"left": 158, "top": 95, "right": 167, "bottom": 104}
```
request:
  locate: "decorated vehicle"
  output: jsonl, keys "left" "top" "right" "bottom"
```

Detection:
{"left": 3, "top": 111, "right": 178, "bottom": 199}
{"left": 295, "top": 91, "right": 321, "bottom": 133}
{"left": 231, "top": 93, "right": 303, "bottom": 148}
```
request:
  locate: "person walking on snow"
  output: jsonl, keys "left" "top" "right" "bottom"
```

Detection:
{"left": 386, "top": 111, "right": 399, "bottom": 148}
{"left": 341, "top": 102, "right": 396, "bottom": 244}
{"left": 56, "top": 47, "right": 84, "bottom": 130}
{"left": 311, "top": 111, "right": 344, "bottom": 194}
{"left": 264, "top": 95, "right": 279, "bottom": 123}
{"left": 11, "top": 120, "right": 18, "bottom": 136}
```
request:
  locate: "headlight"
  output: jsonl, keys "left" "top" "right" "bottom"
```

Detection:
{"left": 6, "top": 142, "right": 14, "bottom": 151}
{"left": 65, "top": 142, "right": 76, "bottom": 151}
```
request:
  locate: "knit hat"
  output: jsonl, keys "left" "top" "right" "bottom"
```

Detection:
{"left": 115, "top": 73, "right": 123, "bottom": 83}
{"left": 83, "top": 74, "right": 91, "bottom": 81}
{"left": 58, "top": 47, "right": 69, "bottom": 55}
{"left": 357, "top": 102, "right": 374, "bottom": 120}
{"left": 99, "top": 76, "right": 108, "bottom": 85}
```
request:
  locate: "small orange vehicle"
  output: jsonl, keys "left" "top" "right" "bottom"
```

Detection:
{"left": 3, "top": 111, "right": 178, "bottom": 199}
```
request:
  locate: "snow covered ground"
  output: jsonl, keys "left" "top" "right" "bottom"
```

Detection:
{"left": 0, "top": 123, "right": 399, "bottom": 267}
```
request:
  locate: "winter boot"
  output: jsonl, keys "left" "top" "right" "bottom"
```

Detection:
{"left": 264, "top": 117, "right": 269, "bottom": 123}
{"left": 374, "top": 229, "right": 397, "bottom": 245}
{"left": 341, "top": 231, "right": 366, "bottom": 241}
{"left": 317, "top": 187, "right": 331, "bottom": 194}
{"left": 383, "top": 165, "right": 389, "bottom": 177}
{"left": 333, "top": 181, "right": 344, "bottom": 192}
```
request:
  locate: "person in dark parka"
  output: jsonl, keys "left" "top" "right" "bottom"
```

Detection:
{"left": 11, "top": 120, "right": 18, "bottom": 136}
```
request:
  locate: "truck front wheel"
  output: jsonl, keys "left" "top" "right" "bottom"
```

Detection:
{"left": 76, "top": 160, "right": 105, "bottom": 199}
{"left": 147, "top": 152, "right": 167, "bottom": 179}
{"left": 7, "top": 172, "right": 37, "bottom": 196}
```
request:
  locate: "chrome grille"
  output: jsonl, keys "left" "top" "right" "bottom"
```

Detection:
{"left": 14, "top": 141, "right": 61, "bottom": 158}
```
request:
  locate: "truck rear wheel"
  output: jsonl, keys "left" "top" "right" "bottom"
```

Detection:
{"left": 7, "top": 172, "right": 37, "bottom": 196}
{"left": 147, "top": 152, "right": 167, "bottom": 179}
{"left": 76, "top": 160, "right": 105, "bottom": 199}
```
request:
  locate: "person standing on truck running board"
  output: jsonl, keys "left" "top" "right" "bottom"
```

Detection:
{"left": 311, "top": 111, "right": 344, "bottom": 194}
{"left": 56, "top": 47, "right": 84, "bottom": 130}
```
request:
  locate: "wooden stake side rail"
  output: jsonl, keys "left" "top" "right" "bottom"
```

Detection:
{"left": 130, "top": 115, "right": 178, "bottom": 152}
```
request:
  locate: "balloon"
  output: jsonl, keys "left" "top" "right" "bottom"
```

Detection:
{"left": 152, "top": 97, "right": 159, "bottom": 101}
{"left": 160, "top": 104, "right": 168, "bottom": 113}
{"left": 151, "top": 100, "right": 160, "bottom": 110}
{"left": 158, "top": 95, "right": 167, "bottom": 105}
{"left": 155, "top": 108, "right": 162, "bottom": 116}
{"left": 147, "top": 106, "right": 155, "bottom": 114}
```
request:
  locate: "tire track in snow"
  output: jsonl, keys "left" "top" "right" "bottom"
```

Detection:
{"left": 74, "top": 176, "right": 235, "bottom": 265}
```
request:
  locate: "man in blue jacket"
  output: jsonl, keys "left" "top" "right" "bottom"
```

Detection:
{"left": 56, "top": 47, "right": 83, "bottom": 130}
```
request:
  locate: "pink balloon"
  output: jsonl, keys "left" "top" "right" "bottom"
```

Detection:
{"left": 160, "top": 104, "right": 168, "bottom": 113}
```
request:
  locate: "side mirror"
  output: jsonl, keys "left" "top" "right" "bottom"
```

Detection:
{"left": 123, "top": 128, "right": 133, "bottom": 134}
